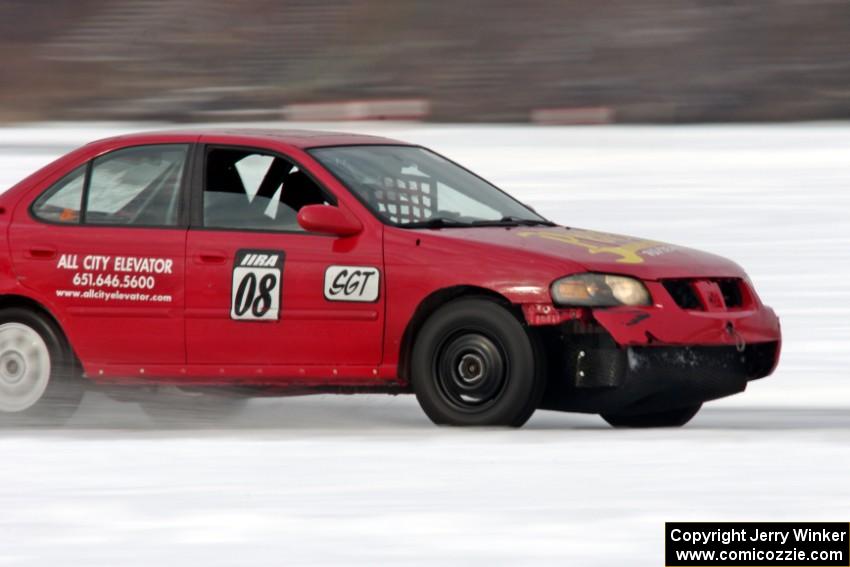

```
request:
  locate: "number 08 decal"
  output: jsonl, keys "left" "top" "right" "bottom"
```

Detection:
{"left": 231, "top": 250, "right": 285, "bottom": 321}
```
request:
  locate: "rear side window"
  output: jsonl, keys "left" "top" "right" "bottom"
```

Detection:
{"left": 203, "top": 147, "right": 332, "bottom": 231}
{"left": 86, "top": 145, "right": 188, "bottom": 226}
{"left": 31, "top": 165, "right": 86, "bottom": 224}
{"left": 31, "top": 145, "right": 189, "bottom": 227}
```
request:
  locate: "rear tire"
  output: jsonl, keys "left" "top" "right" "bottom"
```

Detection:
{"left": 601, "top": 404, "right": 702, "bottom": 428}
{"left": 411, "top": 298, "right": 544, "bottom": 427}
{"left": 0, "top": 308, "right": 85, "bottom": 426}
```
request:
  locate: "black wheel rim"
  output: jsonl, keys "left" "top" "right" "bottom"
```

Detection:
{"left": 434, "top": 330, "right": 508, "bottom": 412}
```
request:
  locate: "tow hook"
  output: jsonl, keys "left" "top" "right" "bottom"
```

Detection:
{"left": 726, "top": 322, "right": 746, "bottom": 353}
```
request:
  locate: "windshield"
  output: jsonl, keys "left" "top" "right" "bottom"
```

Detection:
{"left": 308, "top": 145, "right": 550, "bottom": 228}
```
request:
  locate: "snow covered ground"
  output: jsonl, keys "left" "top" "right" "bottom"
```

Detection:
{"left": 0, "top": 122, "right": 848, "bottom": 565}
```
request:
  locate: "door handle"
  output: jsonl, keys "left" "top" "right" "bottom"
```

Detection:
{"left": 27, "top": 247, "right": 57, "bottom": 260}
{"left": 195, "top": 250, "right": 227, "bottom": 265}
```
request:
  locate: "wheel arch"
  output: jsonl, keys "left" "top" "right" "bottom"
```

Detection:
{"left": 397, "top": 285, "right": 524, "bottom": 383}
{"left": 0, "top": 294, "right": 78, "bottom": 363}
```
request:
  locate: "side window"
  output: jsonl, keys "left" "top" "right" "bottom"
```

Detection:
{"left": 203, "top": 148, "right": 331, "bottom": 231}
{"left": 86, "top": 145, "right": 188, "bottom": 226}
{"left": 31, "top": 165, "right": 86, "bottom": 224}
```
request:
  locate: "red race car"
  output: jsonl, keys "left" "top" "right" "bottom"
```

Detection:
{"left": 0, "top": 129, "right": 781, "bottom": 427}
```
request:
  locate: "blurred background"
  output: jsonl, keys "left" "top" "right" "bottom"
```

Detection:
{"left": 2, "top": 4, "right": 850, "bottom": 566}
{"left": 1, "top": 0, "right": 850, "bottom": 124}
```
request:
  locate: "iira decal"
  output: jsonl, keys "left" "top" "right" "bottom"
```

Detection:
{"left": 516, "top": 229, "right": 675, "bottom": 264}
{"left": 230, "top": 249, "right": 284, "bottom": 321}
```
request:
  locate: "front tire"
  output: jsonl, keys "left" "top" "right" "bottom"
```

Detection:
{"left": 0, "top": 308, "right": 85, "bottom": 426}
{"left": 601, "top": 403, "right": 702, "bottom": 428}
{"left": 411, "top": 298, "right": 544, "bottom": 427}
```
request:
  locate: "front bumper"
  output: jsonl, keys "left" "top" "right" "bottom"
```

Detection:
{"left": 592, "top": 304, "right": 781, "bottom": 348}
{"left": 538, "top": 300, "right": 782, "bottom": 416}
{"left": 540, "top": 340, "right": 779, "bottom": 415}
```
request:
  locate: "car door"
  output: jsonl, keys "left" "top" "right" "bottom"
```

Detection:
{"left": 184, "top": 144, "right": 384, "bottom": 373}
{"left": 9, "top": 143, "right": 191, "bottom": 365}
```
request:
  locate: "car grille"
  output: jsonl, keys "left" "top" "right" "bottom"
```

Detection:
{"left": 662, "top": 280, "right": 702, "bottom": 310}
{"left": 716, "top": 279, "right": 744, "bottom": 308}
{"left": 661, "top": 278, "right": 749, "bottom": 311}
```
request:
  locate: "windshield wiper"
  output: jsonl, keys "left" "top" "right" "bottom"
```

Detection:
{"left": 470, "top": 216, "right": 557, "bottom": 227}
{"left": 402, "top": 217, "right": 471, "bottom": 229}
{"left": 402, "top": 216, "right": 556, "bottom": 229}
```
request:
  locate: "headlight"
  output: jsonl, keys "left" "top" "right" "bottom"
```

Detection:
{"left": 551, "top": 273, "right": 651, "bottom": 307}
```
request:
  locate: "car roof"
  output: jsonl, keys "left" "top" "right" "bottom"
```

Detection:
{"left": 94, "top": 128, "right": 411, "bottom": 150}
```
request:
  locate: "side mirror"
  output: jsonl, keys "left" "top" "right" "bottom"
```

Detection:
{"left": 297, "top": 205, "right": 363, "bottom": 237}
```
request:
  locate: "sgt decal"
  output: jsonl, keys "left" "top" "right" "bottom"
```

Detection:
{"left": 231, "top": 250, "right": 285, "bottom": 321}
{"left": 324, "top": 266, "right": 380, "bottom": 302}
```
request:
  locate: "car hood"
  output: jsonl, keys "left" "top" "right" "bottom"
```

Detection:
{"left": 417, "top": 226, "right": 747, "bottom": 280}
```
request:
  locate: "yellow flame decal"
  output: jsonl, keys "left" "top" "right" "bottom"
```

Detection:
{"left": 516, "top": 229, "right": 666, "bottom": 264}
